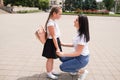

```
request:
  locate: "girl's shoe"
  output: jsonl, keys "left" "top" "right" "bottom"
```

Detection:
{"left": 77, "top": 70, "right": 88, "bottom": 80}
{"left": 52, "top": 70, "right": 60, "bottom": 76}
{"left": 47, "top": 72, "right": 58, "bottom": 80}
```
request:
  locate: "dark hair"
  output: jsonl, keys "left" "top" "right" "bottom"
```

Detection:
{"left": 44, "top": 6, "right": 61, "bottom": 38}
{"left": 78, "top": 15, "right": 90, "bottom": 42}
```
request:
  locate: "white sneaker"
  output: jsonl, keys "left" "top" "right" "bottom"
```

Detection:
{"left": 47, "top": 73, "right": 58, "bottom": 80}
{"left": 52, "top": 70, "right": 60, "bottom": 76}
{"left": 69, "top": 72, "right": 77, "bottom": 76}
{"left": 52, "top": 71, "right": 60, "bottom": 76}
{"left": 77, "top": 70, "right": 88, "bottom": 80}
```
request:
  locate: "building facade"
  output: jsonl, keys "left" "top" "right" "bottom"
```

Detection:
{"left": 49, "top": 0, "right": 65, "bottom": 7}
{"left": 114, "top": 0, "right": 120, "bottom": 13}
{"left": 0, "top": 0, "right": 4, "bottom": 7}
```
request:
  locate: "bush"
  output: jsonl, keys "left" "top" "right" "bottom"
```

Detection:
{"left": 4, "top": 0, "right": 49, "bottom": 10}
{"left": 82, "top": 10, "right": 109, "bottom": 14}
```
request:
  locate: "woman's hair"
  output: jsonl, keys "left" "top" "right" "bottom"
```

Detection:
{"left": 44, "top": 6, "right": 61, "bottom": 38}
{"left": 78, "top": 15, "right": 90, "bottom": 42}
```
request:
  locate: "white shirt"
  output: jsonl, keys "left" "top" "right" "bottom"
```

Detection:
{"left": 47, "top": 19, "right": 61, "bottom": 39}
{"left": 73, "top": 33, "right": 89, "bottom": 56}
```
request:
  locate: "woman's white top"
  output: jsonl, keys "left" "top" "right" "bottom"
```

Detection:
{"left": 73, "top": 33, "right": 89, "bottom": 56}
{"left": 47, "top": 19, "right": 61, "bottom": 39}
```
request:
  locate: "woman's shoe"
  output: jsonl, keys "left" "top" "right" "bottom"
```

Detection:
{"left": 69, "top": 72, "right": 77, "bottom": 76}
{"left": 77, "top": 70, "right": 88, "bottom": 80}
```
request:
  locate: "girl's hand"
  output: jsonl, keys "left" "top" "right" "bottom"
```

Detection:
{"left": 56, "top": 48, "right": 60, "bottom": 53}
{"left": 56, "top": 52, "right": 64, "bottom": 57}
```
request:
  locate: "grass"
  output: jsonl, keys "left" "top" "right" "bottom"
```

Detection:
{"left": 62, "top": 12, "right": 120, "bottom": 17}
{"left": 16, "top": 10, "right": 41, "bottom": 13}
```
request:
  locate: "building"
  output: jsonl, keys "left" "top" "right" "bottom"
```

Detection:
{"left": 49, "top": 0, "right": 65, "bottom": 8}
{"left": 0, "top": 0, "right": 4, "bottom": 8}
{"left": 114, "top": 0, "right": 120, "bottom": 13}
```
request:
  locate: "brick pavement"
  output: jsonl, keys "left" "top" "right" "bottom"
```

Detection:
{"left": 0, "top": 9, "right": 9, "bottom": 14}
{"left": 0, "top": 12, "right": 120, "bottom": 80}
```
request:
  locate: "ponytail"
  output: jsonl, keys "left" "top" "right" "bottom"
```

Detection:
{"left": 44, "top": 6, "right": 61, "bottom": 39}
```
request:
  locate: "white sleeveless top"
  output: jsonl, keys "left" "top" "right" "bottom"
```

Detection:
{"left": 47, "top": 19, "right": 61, "bottom": 39}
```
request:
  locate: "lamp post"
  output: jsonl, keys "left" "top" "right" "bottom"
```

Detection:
{"left": 115, "top": 0, "right": 117, "bottom": 13}
{"left": 114, "top": 0, "right": 120, "bottom": 13}
{"left": 81, "top": 0, "right": 85, "bottom": 14}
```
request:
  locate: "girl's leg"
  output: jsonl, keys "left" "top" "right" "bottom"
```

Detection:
{"left": 46, "top": 58, "right": 58, "bottom": 79}
{"left": 46, "top": 58, "right": 53, "bottom": 72}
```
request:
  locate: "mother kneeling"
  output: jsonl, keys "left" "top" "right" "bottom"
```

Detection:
{"left": 57, "top": 15, "right": 90, "bottom": 80}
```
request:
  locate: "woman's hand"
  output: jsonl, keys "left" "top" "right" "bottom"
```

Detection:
{"left": 61, "top": 42, "right": 74, "bottom": 47}
{"left": 56, "top": 51, "right": 64, "bottom": 57}
{"left": 61, "top": 42, "right": 65, "bottom": 46}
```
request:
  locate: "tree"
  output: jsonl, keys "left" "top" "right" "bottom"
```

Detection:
{"left": 90, "top": 0, "right": 98, "bottom": 10}
{"left": 64, "top": 0, "right": 73, "bottom": 11}
{"left": 38, "top": 0, "right": 49, "bottom": 10}
{"left": 103, "top": 0, "right": 114, "bottom": 11}
{"left": 64, "top": 0, "right": 83, "bottom": 11}
{"left": 3, "top": 0, "right": 49, "bottom": 10}
{"left": 84, "top": 0, "right": 91, "bottom": 10}
{"left": 97, "top": 2, "right": 105, "bottom": 10}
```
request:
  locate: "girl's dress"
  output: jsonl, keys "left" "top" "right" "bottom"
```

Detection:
{"left": 42, "top": 19, "right": 62, "bottom": 59}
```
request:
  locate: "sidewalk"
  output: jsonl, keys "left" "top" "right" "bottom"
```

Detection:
{"left": 0, "top": 9, "right": 9, "bottom": 14}
{"left": 0, "top": 12, "right": 120, "bottom": 80}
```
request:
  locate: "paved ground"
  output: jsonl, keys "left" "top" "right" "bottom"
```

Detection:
{"left": 0, "top": 12, "right": 120, "bottom": 80}
{"left": 0, "top": 9, "right": 9, "bottom": 14}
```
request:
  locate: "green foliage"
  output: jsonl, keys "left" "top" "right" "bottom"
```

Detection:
{"left": 3, "top": 0, "right": 49, "bottom": 10}
{"left": 84, "top": 0, "right": 91, "bottom": 10}
{"left": 37, "top": 0, "right": 49, "bottom": 10}
{"left": 103, "top": 0, "right": 114, "bottom": 11}
{"left": 17, "top": 10, "right": 40, "bottom": 13}
{"left": 64, "top": 0, "right": 98, "bottom": 11}
{"left": 64, "top": 0, "right": 73, "bottom": 11}
{"left": 83, "top": 0, "right": 98, "bottom": 10}
{"left": 90, "top": 0, "right": 98, "bottom": 10}
{"left": 97, "top": 2, "right": 105, "bottom": 10}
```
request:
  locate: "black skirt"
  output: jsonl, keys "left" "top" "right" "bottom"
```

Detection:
{"left": 42, "top": 38, "right": 62, "bottom": 59}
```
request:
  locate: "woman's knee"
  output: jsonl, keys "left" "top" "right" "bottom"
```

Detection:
{"left": 59, "top": 64, "right": 64, "bottom": 71}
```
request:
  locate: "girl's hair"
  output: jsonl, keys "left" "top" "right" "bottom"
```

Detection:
{"left": 78, "top": 15, "right": 90, "bottom": 42}
{"left": 44, "top": 6, "right": 61, "bottom": 38}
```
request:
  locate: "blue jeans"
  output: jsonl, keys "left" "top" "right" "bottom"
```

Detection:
{"left": 59, "top": 55, "right": 89, "bottom": 73}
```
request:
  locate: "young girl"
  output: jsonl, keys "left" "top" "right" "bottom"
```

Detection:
{"left": 57, "top": 15, "right": 90, "bottom": 80}
{"left": 42, "top": 7, "right": 62, "bottom": 79}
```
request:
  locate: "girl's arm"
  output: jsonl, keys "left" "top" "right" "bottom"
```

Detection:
{"left": 48, "top": 26, "right": 60, "bottom": 52}
{"left": 61, "top": 42, "right": 73, "bottom": 47}
{"left": 57, "top": 45, "right": 84, "bottom": 57}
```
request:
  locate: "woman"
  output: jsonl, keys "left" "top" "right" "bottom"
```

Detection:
{"left": 57, "top": 15, "right": 90, "bottom": 80}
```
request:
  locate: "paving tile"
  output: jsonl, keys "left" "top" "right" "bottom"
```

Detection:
{"left": 0, "top": 13, "right": 120, "bottom": 80}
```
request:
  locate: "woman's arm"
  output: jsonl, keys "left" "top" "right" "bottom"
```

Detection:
{"left": 57, "top": 45, "right": 84, "bottom": 57}
{"left": 61, "top": 42, "right": 73, "bottom": 47}
{"left": 48, "top": 26, "right": 60, "bottom": 52}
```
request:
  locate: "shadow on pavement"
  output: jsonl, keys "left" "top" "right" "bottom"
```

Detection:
{"left": 17, "top": 72, "right": 78, "bottom": 80}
